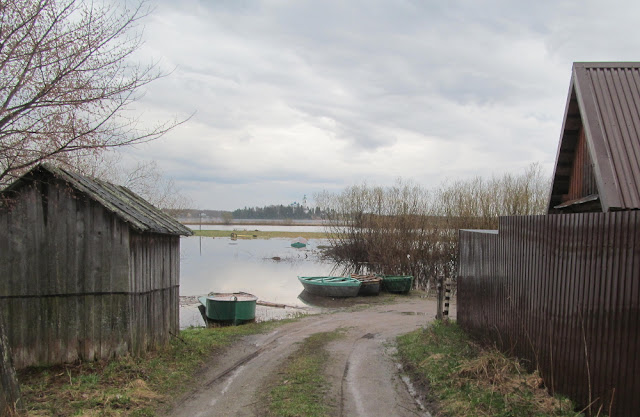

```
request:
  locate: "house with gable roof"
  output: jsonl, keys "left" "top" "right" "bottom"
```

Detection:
{"left": 457, "top": 62, "right": 640, "bottom": 416}
{"left": 549, "top": 62, "right": 640, "bottom": 213}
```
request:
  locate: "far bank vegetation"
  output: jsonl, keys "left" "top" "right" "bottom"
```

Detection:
{"left": 316, "top": 164, "right": 549, "bottom": 290}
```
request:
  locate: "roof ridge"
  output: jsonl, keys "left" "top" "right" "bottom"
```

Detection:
{"left": 4, "top": 163, "right": 192, "bottom": 236}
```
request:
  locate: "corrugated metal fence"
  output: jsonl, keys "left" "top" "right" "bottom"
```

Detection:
{"left": 458, "top": 211, "right": 640, "bottom": 417}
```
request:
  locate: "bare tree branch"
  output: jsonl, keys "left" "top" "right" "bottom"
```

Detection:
{"left": 71, "top": 150, "right": 193, "bottom": 210}
{"left": 317, "top": 164, "right": 551, "bottom": 288}
{"left": 0, "top": 0, "right": 187, "bottom": 186}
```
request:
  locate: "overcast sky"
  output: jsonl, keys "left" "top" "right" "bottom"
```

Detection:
{"left": 122, "top": 0, "right": 640, "bottom": 211}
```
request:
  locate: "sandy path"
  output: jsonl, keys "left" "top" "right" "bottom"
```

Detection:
{"left": 164, "top": 297, "right": 456, "bottom": 417}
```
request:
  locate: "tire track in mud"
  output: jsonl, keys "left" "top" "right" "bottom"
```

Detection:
{"left": 166, "top": 299, "right": 444, "bottom": 417}
{"left": 335, "top": 331, "right": 430, "bottom": 416}
{"left": 338, "top": 334, "right": 375, "bottom": 417}
{"left": 205, "top": 316, "right": 336, "bottom": 385}
{"left": 170, "top": 316, "right": 338, "bottom": 414}
{"left": 338, "top": 337, "right": 358, "bottom": 417}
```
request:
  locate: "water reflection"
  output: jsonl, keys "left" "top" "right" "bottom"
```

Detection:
{"left": 180, "top": 236, "right": 334, "bottom": 306}
{"left": 179, "top": 302, "right": 311, "bottom": 329}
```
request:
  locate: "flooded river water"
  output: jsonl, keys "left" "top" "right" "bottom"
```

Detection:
{"left": 179, "top": 226, "right": 335, "bottom": 328}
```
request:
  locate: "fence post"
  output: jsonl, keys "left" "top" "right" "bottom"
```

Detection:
{"left": 443, "top": 278, "right": 451, "bottom": 320}
{"left": 436, "top": 274, "right": 444, "bottom": 320}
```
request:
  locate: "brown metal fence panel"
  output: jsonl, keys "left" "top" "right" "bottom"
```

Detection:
{"left": 458, "top": 211, "right": 640, "bottom": 417}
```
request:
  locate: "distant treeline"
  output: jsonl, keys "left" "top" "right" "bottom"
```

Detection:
{"left": 164, "top": 209, "right": 231, "bottom": 219}
{"left": 232, "top": 205, "right": 322, "bottom": 220}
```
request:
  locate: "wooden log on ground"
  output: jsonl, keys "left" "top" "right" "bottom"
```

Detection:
{"left": 256, "top": 300, "right": 288, "bottom": 308}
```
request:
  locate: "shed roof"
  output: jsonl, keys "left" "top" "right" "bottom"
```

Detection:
{"left": 1, "top": 163, "right": 193, "bottom": 236}
{"left": 549, "top": 62, "right": 640, "bottom": 212}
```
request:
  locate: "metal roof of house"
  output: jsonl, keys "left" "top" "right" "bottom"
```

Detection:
{"left": 549, "top": 62, "right": 640, "bottom": 212}
{"left": 1, "top": 164, "right": 193, "bottom": 236}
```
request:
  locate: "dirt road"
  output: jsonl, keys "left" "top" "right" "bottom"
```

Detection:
{"left": 165, "top": 296, "right": 454, "bottom": 417}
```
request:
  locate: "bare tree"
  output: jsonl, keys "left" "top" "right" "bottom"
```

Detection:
{"left": 317, "top": 164, "right": 551, "bottom": 290}
{"left": 0, "top": 0, "right": 184, "bottom": 186}
{"left": 67, "top": 150, "right": 192, "bottom": 210}
{"left": 106, "top": 158, "right": 192, "bottom": 211}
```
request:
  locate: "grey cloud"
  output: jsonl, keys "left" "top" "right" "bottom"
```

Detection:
{"left": 124, "top": 0, "right": 640, "bottom": 210}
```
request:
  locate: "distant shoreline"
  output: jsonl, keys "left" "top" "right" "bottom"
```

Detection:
{"left": 191, "top": 229, "right": 331, "bottom": 239}
{"left": 180, "top": 219, "right": 326, "bottom": 226}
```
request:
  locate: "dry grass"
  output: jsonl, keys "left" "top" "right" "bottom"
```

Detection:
{"left": 397, "top": 321, "right": 580, "bottom": 417}
{"left": 454, "top": 350, "right": 574, "bottom": 415}
{"left": 18, "top": 321, "right": 288, "bottom": 416}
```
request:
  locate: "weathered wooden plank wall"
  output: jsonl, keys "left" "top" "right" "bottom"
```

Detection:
{"left": 458, "top": 211, "right": 640, "bottom": 417}
{"left": 0, "top": 178, "right": 180, "bottom": 368}
{"left": 128, "top": 233, "right": 180, "bottom": 355}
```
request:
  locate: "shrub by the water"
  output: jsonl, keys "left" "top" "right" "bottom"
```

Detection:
{"left": 316, "top": 164, "right": 549, "bottom": 290}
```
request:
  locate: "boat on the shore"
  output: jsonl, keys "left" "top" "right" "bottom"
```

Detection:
{"left": 198, "top": 292, "right": 258, "bottom": 324}
{"left": 378, "top": 275, "right": 414, "bottom": 294}
{"left": 351, "top": 274, "right": 382, "bottom": 296}
{"left": 298, "top": 276, "right": 361, "bottom": 297}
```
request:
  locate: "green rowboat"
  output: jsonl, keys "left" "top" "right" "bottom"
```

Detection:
{"left": 298, "top": 276, "right": 361, "bottom": 297}
{"left": 378, "top": 275, "right": 414, "bottom": 294}
{"left": 198, "top": 292, "right": 258, "bottom": 324}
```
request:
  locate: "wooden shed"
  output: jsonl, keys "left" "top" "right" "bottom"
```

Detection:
{"left": 0, "top": 164, "right": 193, "bottom": 368}
{"left": 548, "top": 62, "right": 640, "bottom": 213}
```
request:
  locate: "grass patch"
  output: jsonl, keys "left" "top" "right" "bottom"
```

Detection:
{"left": 192, "top": 229, "right": 333, "bottom": 239}
{"left": 18, "top": 321, "right": 287, "bottom": 416}
{"left": 264, "top": 330, "right": 344, "bottom": 417}
{"left": 396, "top": 321, "right": 581, "bottom": 417}
{"left": 346, "top": 291, "right": 421, "bottom": 310}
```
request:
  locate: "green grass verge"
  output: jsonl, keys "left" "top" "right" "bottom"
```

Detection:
{"left": 396, "top": 321, "right": 582, "bottom": 417}
{"left": 192, "top": 229, "right": 333, "bottom": 239}
{"left": 264, "top": 330, "right": 344, "bottom": 417}
{"left": 18, "top": 321, "right": 288, "bottom": 417}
